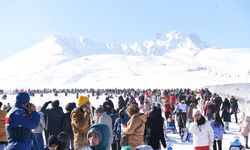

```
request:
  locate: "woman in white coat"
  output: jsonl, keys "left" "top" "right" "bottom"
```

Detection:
{"left": 189, "top": 109, "right": 214, "bottom": 150}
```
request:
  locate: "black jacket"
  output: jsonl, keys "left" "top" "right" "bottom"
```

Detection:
{"left": 144, "top": 106, "right": 166, "bottom": 149}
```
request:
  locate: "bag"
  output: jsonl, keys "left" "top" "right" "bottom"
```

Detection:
{"left": 120, "top": 134, "right": 129, "bottom": 146}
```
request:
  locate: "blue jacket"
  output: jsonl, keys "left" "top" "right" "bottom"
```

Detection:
{"left": 211, "top": 120, "right": 224, "bottom": 140}
{"left": 6, "top": 92, "right": 40, "bottom": 150}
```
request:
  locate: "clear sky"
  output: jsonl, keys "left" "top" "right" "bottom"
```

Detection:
{"left": 0, "top": 0, "right": 250, "bottom": 60}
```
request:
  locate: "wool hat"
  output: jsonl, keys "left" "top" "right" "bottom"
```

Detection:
{"left": 77, "top": 96, "right": 89, "bottom": 106}
{"left": 96, "top": 106, "right": 105, "bottom": 114}
{"left": 192, "top": 109, "right": 202, "bottom": 117}
{"left": 15, "top": 92, "right": 30, "bottom": 107}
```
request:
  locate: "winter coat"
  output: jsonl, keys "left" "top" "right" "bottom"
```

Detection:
{"left": 213, "top": 96, "right": 223, "bottom": 113}
{"left": 103, "top": 100, "right": 114, "bottom": 115}
{"left": 41, "top": 101, "right": 64, "bottom": 136}
{"left": 169, "top": 95, "right": 176, "bottom": 106}
{"left": 61, "top": 111, "right": 73, "bottom": 138}
{"left": 204, "top": 101, "right": 216, "bottom": 115}
{"left": 221, "top": 98, "right": 231, "bottom": 110}
{"left": 230, "top": 98, "right": 239, "bottom": 113}
{"left": 71, "top": 107, "right": 91, "bottom": 150}
{"left": 121, "top": 112, "right": 146, "bottom": 148}
{"left": 144, "top": 106, "right": 166, "bottom": 149}
{"left": 163, "top": 100, "right": 171, "bottom": 113}
{"left": 0, "top": 109, "right": 6, "bottom": 143}
{"left": 6, "top": 92, "right": 40, "bottom": 150}
{"left": 189, "top": 115, "right": 214, "bottom": 147}
{"left": 210, "top": 120, "right": 224, "bottom": 140}
{"left": 96, "top": 112, "right": 113, "bottom": 144}
{"left": 240, "top": 116, "right": 250, "bottom": 136}
{"left": 113, "top": 118, "right": 122, "bottom": 141}
{"left": 221, "top": 109, "right": 231, "bottom": 122}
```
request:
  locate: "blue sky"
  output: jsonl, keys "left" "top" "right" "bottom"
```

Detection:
{"left": 0, "top": 0, "right": 250, "bottom": 60}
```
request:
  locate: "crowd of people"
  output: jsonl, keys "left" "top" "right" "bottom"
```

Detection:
{"left": 0, "top": 88, "right": 249, "bottom": 150}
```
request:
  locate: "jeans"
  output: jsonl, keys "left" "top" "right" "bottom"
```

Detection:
{"left": 32, "top": 133, "right": 45, "bottom": 150}
{"left": 0, "top": 144, "right": 6, "bottom": 150}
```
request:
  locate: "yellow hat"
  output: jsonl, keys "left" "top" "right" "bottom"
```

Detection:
{"left": 77, "top": 96, "right": 89, "bottom": 106}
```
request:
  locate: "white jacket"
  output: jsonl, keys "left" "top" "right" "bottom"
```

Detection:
{"left": 189, "top": 120, "right": 214, "bottom": 147}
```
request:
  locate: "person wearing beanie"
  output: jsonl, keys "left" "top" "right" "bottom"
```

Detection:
{"left": 77, "top": 96, "right": 89, "bottom": 107}
{"left": 87, "top": 124, "right": 110, "bottom": 150}
{"left": 95, "top": 106, "right": 113, "bottom": 150}
{"left": 71, "top": 95, "right": 91, "bottom": 150}
{"left": 5, "top": 92, "right": 40, "bottom": 150}
{"left": 189, "top": 109, "right": 214, "bottom": 150}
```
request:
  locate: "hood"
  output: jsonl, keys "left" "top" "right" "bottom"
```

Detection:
{"left": 88, "top": 124, "right": 110, "bottom": 150}
{"left": 134, "top": 112, "right": 147, "bottom": 123}
{"left": 15, "top": 92, "right": 30, "bottom": 108}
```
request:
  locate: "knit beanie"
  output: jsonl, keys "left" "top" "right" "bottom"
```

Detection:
{"left": 77, "top": 96, "right": 89, "bottom": 107}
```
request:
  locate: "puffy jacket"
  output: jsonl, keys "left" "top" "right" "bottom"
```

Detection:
{"left": 6, "top": 92, "right": 40, "bottom": 150}
{"left": 240, "top": 116, "right": 250, "bottom": 136}
{"left": 71, "top": 107, "right": 91, "bottom": 150}
{"left": 189, "top": 116, "right": 214, "bottom": 147}
{"left": 122, "top": 113, "right": 146, "bottom": 148}
{"left": 211, "top": 120, "right": 224, "bottom": 140}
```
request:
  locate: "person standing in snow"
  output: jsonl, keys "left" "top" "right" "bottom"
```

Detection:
{"left": 210, "top": 112, "right": 224, "bottom": 150}
{"left": 71, "top": 95, "right": 91, "bottom": 150}
{"left": 95, "top": 106, "right": 113, "bottom": 150}
{"left": 189, "top": 109, "right": 214, "bottom": 150}
{"left": 5, "top": 92, "right": 40, "bottom": 150}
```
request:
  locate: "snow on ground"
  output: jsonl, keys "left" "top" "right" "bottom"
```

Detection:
{"left": 1, "top": 93, "right": 246, "bottom": 150}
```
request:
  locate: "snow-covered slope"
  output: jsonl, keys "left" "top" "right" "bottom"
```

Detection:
{"left": 0, "top": 31, "right": 250, "bottom": 89}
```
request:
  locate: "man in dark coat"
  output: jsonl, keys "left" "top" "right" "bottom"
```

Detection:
{"left": 61, "top": 102, "right": 76, "bottom": 150}
{"left": 41, "top": 100, "right": 64, "bottom": 141}
{"left": 103, "top": 97, "right": 114, "bottom": 115}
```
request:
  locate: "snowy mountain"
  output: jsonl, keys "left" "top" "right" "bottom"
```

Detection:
{"left": 0, "top": 31, "right": 250, "bottom": 89}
